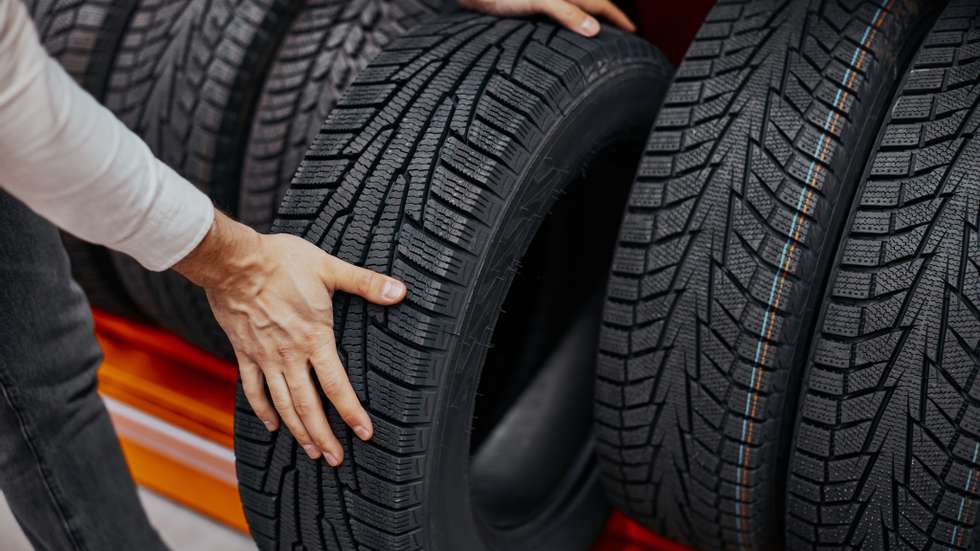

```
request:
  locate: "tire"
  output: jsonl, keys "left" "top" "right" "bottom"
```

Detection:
{"left": 23, "top": 0, "right": 144, "bottom": 319}
{"left": 239, "top": 0, "right": 443, "bottom": 232}
{"left": 104, "top": 0, "right": 300, "bottom": 356}
{"left": 786, "top": 2, "right": 980, "bottom": 548}
{"left": 61, "top": 234, "right": 145, "bottom": 320}
{"left": 233, "top": 14, "right": 671, "bottom": 550}
{"left": 593, "top": 1, "right": 935, "bottom": 549}
{"left": 23, "top": 0, "right": 136, "bottom": 98}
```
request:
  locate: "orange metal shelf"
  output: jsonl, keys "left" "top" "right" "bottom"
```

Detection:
{"left": 94, "top": 310, "right": 245, "bottom": 532}
{"left": 93, "top": 309, "right": 683, "bottom": 550}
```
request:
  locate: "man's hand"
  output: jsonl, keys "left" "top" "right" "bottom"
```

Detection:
{"left": 459, "top": 0, "right": 635, "bottom": 37}
{"left": 174, "top": 212, "right": 407, "bottom": 466}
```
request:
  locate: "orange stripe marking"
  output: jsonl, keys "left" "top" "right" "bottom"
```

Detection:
{"left": 734, "top": 4, "right": 891, "bottom": 543}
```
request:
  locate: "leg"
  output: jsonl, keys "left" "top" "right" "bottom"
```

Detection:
{"left": 0, "top": 191, "right": 167, "bottom": 551}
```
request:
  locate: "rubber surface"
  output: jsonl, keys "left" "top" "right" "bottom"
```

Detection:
{"left": 104, "top": 0, "right": 300, "bottom": 356}
{"left": 239, "top": 0, "right": 442, "bottom": 232}
{"left": 786, "top": 2, "right": 980, "bottom": 548}
{"left": 594, "top": 1, "right": 933, "bottom": 549}
{"left": 233, "top": 14, "right": 670, "bottom": 550}
{"left": 24, "top": 0, "right": 136, "bottom": 98}
{"left": 61, "top": 234, "right": 146, "bottom": 319}
{"left": 23, "top": 0, "right": 144, "bottom": 319}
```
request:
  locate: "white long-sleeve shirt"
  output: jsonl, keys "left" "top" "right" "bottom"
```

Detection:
{"left": 0, "top": 0, "right": 214, "bottom": 271}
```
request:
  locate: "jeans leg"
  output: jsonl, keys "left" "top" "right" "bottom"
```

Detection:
{"left": 0, "top": 191, "right": 168, "bottom": 551}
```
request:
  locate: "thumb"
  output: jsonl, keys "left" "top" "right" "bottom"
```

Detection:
{"left": 533, "top": 0, "right": 599, "bottom": 36}
{"left": 325, "top": 255, "right": 407, "bottom": 305}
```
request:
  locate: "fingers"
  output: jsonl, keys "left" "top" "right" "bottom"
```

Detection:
{"left": 325, "top": 255, "right": 406, "bottom": 305}
{"left": 239, "top": 358, "right": 279, "bottom": 431}
{"left": 283, "top": 366, "right": 345, "bottom": 466}
{"left": 532, "top": 0, "right": 599, "bottom": 36}
{"left": 459, "top": 0, "right": 636, "bottom": 37}
{"left": 265, "top": 372, "right": 329, "bottom": 462}
{"left": 242, "top": 348, "right": 366, "bottom": 467}
{"left": 575, "top": 0, "right": 635, "bottom": 32}
{"left": 311, "top": 335, "right": 374, "bottom": 441}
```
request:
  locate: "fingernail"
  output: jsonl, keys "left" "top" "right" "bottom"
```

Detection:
{"left": 382, "top": 280, "right": 405, "bottom": 301}
{"left": 579, "top": 17, "right": 599, "bottom": 36}
{"left": 324, "top": 452, "right": 340, "bottom": 467}
{"left": 354, "top": 425, "right": 372, "bottom": 441}
{"left": 302, "top": 444, "right": 319, "bottom": 459}
{"left": 263, "top": 420, "right": 276, "bottom": 431}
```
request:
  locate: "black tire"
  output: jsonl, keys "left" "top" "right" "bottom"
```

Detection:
{"left": 233, "top": 14, "right": 671, "bottom": 550}
{"left": 104, "top": 0, "right": 300, "bottom": 356}
{"left": 23, "top": 0, "right": 136, "bottom": 98}
{"left": 23, "top": 0, "right": 144, "bottom": 319}
{"left": 239, "top": 0, "right": 443, "bottom": 232}
{"left": 60, "top": 234, "right": 145, "bottom": 320}
{"left": 593, "top": 1, "right": 935, "bottom": 549}
{"left": 786, "top": 2, "right": 980, "bottom": 548}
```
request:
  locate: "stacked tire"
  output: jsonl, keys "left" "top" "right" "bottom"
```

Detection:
{"left": 597, "top": 1, "right": 980, "bottom": 550}
{"left": 787, "top": 3, "right": 980, "bottom": 548}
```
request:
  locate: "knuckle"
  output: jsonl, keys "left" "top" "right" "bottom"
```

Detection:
{"left": 319, "top": 374, "right": 344, "bottom": 397}
{"left": 356, "top": 271, "right": 375, "bottom": 296}
{"left": 294, "top": 398, "right": 314, "bottom": 415}
{"left": 339, "top": 410, "right": 360, "bottom": 426}
{"left": 276, "top": 344, "right": 297, "bottom": 362}
{"left": 312, "top": 434, "right": 333, "bottom": 450}
{"left": 243, "top": 385, "right": 264, "bottom": 404}
{"left": 240, "top": 375, "right": 260, "bottom": 392}
{"left": 282, "top": 420, "right": 305, "bottom": 439}
{"left": 270, "top": 393, "right": 291, "bottom": 410}
{"left": 302, "top": 331, "right": 321, "bottom": 351}
{"left": 244, "top": 396, "right": 266, "bottom": 414}
{"left": 286, "top": 378, "right": 308, "bottom": 397}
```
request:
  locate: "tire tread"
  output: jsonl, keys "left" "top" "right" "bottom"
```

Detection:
{"left": 787, "top": 3, "right": 980, "bottom": 548}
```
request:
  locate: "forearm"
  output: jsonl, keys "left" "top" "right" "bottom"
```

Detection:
{"left": 0, "top": 0, "right": 213, "bottom": 271}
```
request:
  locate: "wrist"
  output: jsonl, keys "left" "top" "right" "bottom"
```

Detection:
{"left": 172, "top": 210, "right": 264, "bottom": 291}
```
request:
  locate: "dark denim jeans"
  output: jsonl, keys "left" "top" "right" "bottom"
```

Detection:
{"left": 0, "top": 191, "right": 167, "bottom": 551}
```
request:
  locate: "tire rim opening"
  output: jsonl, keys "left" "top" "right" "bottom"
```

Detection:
{"left": 468, "top": 140, "right": 639, "bottom": 536}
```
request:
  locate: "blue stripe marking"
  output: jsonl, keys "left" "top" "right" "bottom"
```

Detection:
{"left": 732, "top": 3, "right": 887, "bottom": 546}
{"left": 951, "top": 440, "right": 980, "bottom": 546}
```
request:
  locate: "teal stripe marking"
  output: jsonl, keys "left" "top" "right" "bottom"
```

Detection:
{"left": 951, "top": 440, "right": 980, "bottom": 546}
{"left": 732, "top": 3, "right": 888, "bottom": 546}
